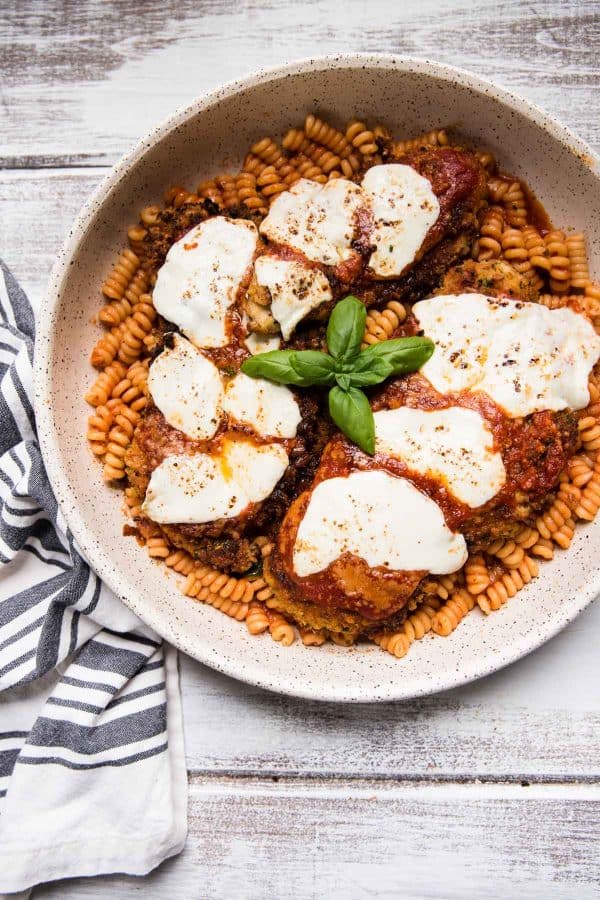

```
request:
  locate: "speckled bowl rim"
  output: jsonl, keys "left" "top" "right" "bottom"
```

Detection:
{"left": 34, "top": 54, "right": 600, "bottom": 703}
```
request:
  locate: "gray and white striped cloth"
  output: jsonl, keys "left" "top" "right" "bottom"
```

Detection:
{"left": 0, "top": 262, "right": 187, "bottom": 893}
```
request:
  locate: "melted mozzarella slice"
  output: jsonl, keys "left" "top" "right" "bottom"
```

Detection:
{"left": 223, "top": 372, "right": 301, "bottom": 438}
{"left": 293, "top": 470, "right": 467, "bottom": 577}
{"left": 259, "top": 177, "right": 364, "bottom": 266}
{"left": 245, "top": 331, "right": 281, "bottom": 355}
{"left": 142, "top": 439, "right": 288, "bottom": 524}
{"left": 414, "top": 293, "right": 600, "bottom": 417}
{"left": 362, "top": 164, "right": 440, "bottom": 277}
{"left": 374, "top": 406, "right": 505, "bottom": 507}
{"left": 254, "top": 255, "right": 332, "bottom": 339}
{"left": 152, "top": 217, "right": 257, "bottom": 348}
{"left": 147, "top": 334, "right": 223, "bottom": 441}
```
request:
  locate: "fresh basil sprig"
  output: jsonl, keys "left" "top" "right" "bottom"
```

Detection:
{"left": 241, "top": 296, "right": 434, "bottom": 454}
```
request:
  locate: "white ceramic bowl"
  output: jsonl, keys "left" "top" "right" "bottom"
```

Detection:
{"left": 35, "top": 54, "right": 600, "bottom": 702}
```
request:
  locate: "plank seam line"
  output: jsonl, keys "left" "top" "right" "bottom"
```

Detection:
{"left": 0, "top": 161, "right": 114, "bottom": 171}
{"left": 187, "top": 770, "right": 600, "bottom": 786}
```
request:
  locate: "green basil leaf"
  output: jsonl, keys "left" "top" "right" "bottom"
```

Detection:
{"left": 289, "top": 350, "right": 337, "bottom": 386}
{"left": 241, "top": 350, "right": 312, "bottom": 386}
{"left": 328, "top": 386, "right": 375, "bottom": 455}
{"left": 355, "top": 337, "right": 434, "bottom": 375}
{"left": 326, "top": 295, "right": 367, "bottom": 362}
{"left": 335, "top": 373, "right": 352, "bottom": 390}
{"left": 346, "top": 357, "right": 393, "bottom": 387}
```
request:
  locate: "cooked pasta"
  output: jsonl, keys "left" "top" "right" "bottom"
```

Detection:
{"left": 566, "top": 232, "right": 589, "bottom": 288}
{"left": 544, "top": 230, "right": 571, "bottom": 293}
{"left": 477, "top": 556, "right": 539, "bottom": 615}
{"left": 362, "top": 301, "right": 407, "bottom": 347}
{"left": 85, "top": 114, "right": 600, "bottom": 662}
{"left": 391, "top": 128, "right": 449, "bottom": 157}
{"left": 522, "top": 224, "right": 550, "bottom": 272}
{"left": 477, "top": 206, "right": 504, "bottom": 261}
{"left": 246, "top": 602, "right": 270, "bottom": 635}
{"left": 375, "top": 597, "right": 442, "bottom": 658}
{"left": 487, "top": 178, "right": 528, "bottom": 227}
{"left": 267, "top": 611, "right": 296, "bottom": 646}
{"left": 465, "top": 555, "right": 491, "bottom": 595}
{"left": 431, "top": 589, "right": 476, "bottom": 637}
{"left": 345, "top": 119, "right": 378, "bottom": 156}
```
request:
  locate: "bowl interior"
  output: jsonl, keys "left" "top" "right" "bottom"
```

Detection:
{"left": 37, "top": 57, "right": 600, "bottom": 701}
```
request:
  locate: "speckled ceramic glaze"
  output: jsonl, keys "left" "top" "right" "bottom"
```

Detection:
{"left": 34, "top": 56, "right": 600, "bottom": 702}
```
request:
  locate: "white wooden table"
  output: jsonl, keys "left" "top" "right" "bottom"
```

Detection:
{"left": 2, "top": 1, "right": 599, "bottom": 896}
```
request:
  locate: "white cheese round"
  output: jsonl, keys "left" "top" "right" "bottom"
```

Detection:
{"left": 223, "top": 372, "right": 302, "bottom": 439}
{"left": 142, "top": 439, "right": 289, "bottom": 524}
{"left": 147, "top": 334, "right": 223, "bottom": 441}
{"left": 152, "top": 217, "right": 257, "bottom": 348}
{"left": 293, "top": 470, "right": 467, "bottom": 578}
{"left": 259, "top": 177, "right": 364, "bottom": 266}
{"left": 374, "top": 406, "right": 505, "bottom": 507}
{"left": 254, "top": 255, "right": 332, "bottom": 339}
{"left": 414, "top": 293, "right": 600, "bottom": 418}
{"left": 362, "top": 164, "right": 440, "bottom": 278}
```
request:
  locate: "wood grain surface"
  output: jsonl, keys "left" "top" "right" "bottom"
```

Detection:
{"left": 2, "top": 0, "right": 599, "bottom": 896}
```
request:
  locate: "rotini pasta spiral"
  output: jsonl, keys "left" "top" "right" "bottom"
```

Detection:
{"left": 477, "top": 556, "right": 539, "bottom": 614}
{"left": 345, "top": 119, "right": 378, "bottom": 156}
{"left": 391, "top": 129, "right": 449, "bottom": 157}
{"left": 477, "top": 206, "right": 504, "bottom": 261}
{"left": 256, "top": 165, "right": 288, "bottom": 199}
{"left": 102, "top": 405, "right": 139, "bottom": 481}
{"left": 196, "top": 178, "right": 223, "bottom": 206}
{"left": 584, "top": 282, "right": 600, "bottom": 321}
{"left": 544, "top": 230, "right": 571, "bottom": 294}
{"left": 99, "top": 268, "right": 149, "bottom": 327}
{"left": 146, "top": 535, "right": 170, "bottom": 559}
{"left": 362, "top": 301, "right": 407, "bottom": 347}
{"left": 165, "top": 549, "right": 196, "bottom": 576}
{"left": 85, "top": 360, "right": 128, "bottom": 406}
{"left": 431, "top": 589, "right": 475, "bottom": 637}
{"left": 487, "top": 178, "right": 528, "bottom": 227}
{"left": 86, "top": 404, "right": 115, "bottom": 458}
{"left": 374, "top": 597, "right": 442, "bottom": 658}
{"left": 568, "top": 454, "right": 595, "bottom": 487}
{"left": 465, "top": 555, "right": 491, "bottom": 595}
{"left": 304, "top": 114, "right": 361, "bottom": 172}
{"left": 538, "top": 293, "right": 569, "bottom": 310}
{"left": 578, "top": 414, "right": 600, "bottom": 451}
{"left": 521, "top": 224, "right": 550, "bottom": 271}
{"left": 566, "top": 233, "right": 589, "bottom": 288}
{"left": 235, "top": 172, "right": 267, "bottom": 213}
{"left": 117, "top": 294, "right": 157, "bottom": 365}
{"left": 536, "top": 497, "right": 576, "bottom": 548}
{"left": 288, "top": 153, "right": 328, "bottom": 183}
{"left": 486, "top": 538, "right": 525, "bottom": 568}
{"left": 298, "top": 628, "right": 327, "bottom": 647}
{"left": 101, "top": 249, "right": 140, "bottom": 301}
{"left": 246, "top": 602, "right": 270, "bottom": 635}
{"left": 250, "top": 136, "right": 287, "bottom": 169}
{"left": 267, "top": 611, "right": 295, "bottom": 645}
{"left": 500, "top": 227, "right": 541, "bottom": 287}
{"left": 574, "top": 454, "right": 600, "bottom": 521}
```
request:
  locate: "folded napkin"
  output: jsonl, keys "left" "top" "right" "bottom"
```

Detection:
{"left": 0, "top": 262, "right": 187, "bottom": 893}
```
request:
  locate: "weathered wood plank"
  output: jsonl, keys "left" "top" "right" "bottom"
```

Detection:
{"left": 2, "top": 0, "right": 600, "bottom": 165}
{"left": 180, "top": 603, "right": 600, "bottom": 780}
{"left": 33, "top": 779, "right": 600, "bottom": 899}
{"left": 0, "top": 169, "right": 105, "bottom": 307}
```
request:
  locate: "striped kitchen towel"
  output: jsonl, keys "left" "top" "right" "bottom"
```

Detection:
{"left": 0, "top": 261, "right": 187, "bottom": 893}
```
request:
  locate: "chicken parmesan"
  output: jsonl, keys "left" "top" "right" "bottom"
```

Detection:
{"left": 86, "top": 114, "right": 600, "bottom": 657}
